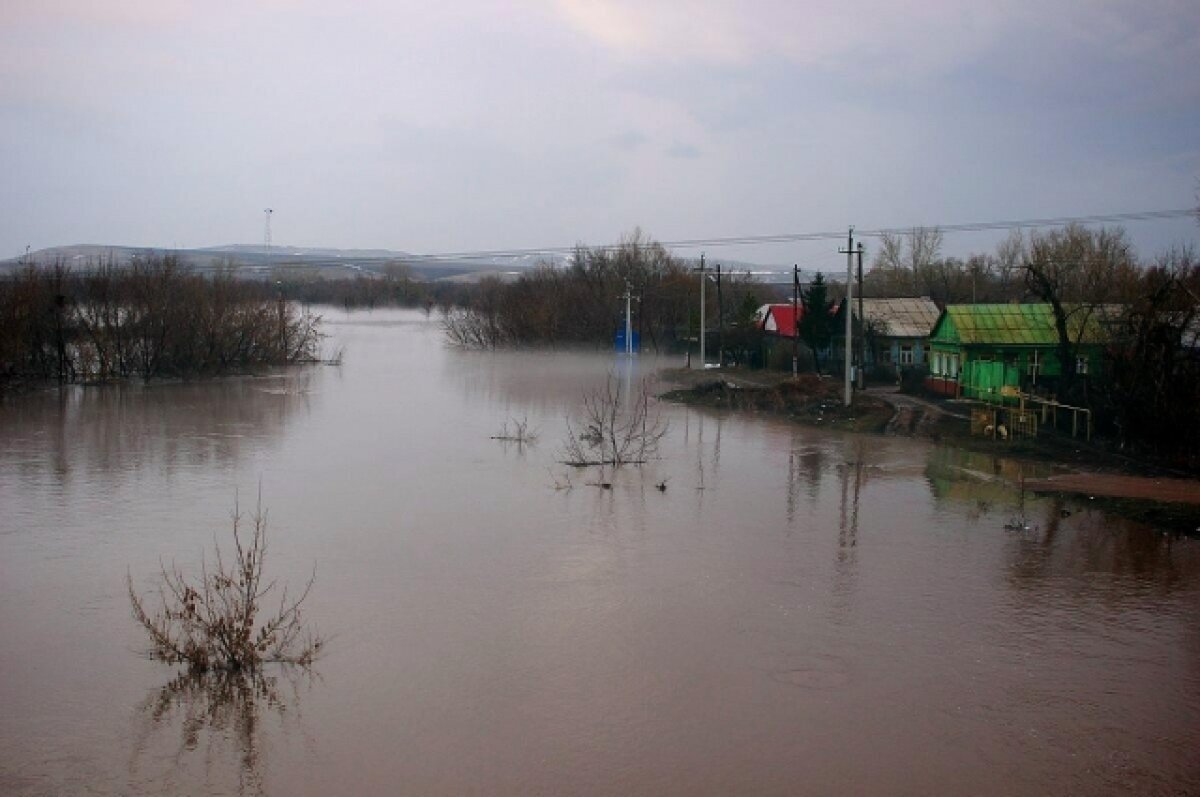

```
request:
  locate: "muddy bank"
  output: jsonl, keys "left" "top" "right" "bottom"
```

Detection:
{"left": 1023, "top": 474, "right": 1200, "bottom": 535}
{"left": 659, "top": 369, "right": 893, "bottom": 434}
{"left": 1025, "top": 473, "right": 1200, "bottom": 505}
{"left": 660, "top": 367, "right": 1200, "bottom": 534}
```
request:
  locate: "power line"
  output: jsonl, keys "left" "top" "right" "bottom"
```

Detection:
{"left": 367, "top": 207, "right": 1196, "bottom": 263}
{"left": 10, "top": 207, "right": 1195, "bottom": 273}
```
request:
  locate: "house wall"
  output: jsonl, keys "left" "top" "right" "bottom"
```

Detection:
{"left": 927, "top": 343, "right": 1104, "bottom": 396}
{"left": 885, "top": 338, "right": 927, "bottom": 367}
{"left": 845, "top": 337, "right": 928, "bottom": 368}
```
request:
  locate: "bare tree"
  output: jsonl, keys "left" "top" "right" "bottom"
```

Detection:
{"left": 874, "top": 232, "right": 906, "bottom": 273}
{"left": 867, "top": 228, "right": 942, "bottom": 297}
{"left": 1023, "top": 224, "right": 1135, "bottom": 397}
{"left": 436, "top": 230, "right": 694, "bottom": 350}
{"left": 908, "top": 226, "right": 944, "bottom": 275}
{"left": 128, "top": 497, "right": 323, "bottom": 673}
{"left": 0, "top": 256, "right": 322, "bottom": 385}
{"left": 561, "top": 374, "right": 668, "bottom": 467}
{"left": 1101, "top": 245, "right": 1200, "bottom": 465}
{"left": 995, "top": 230, "right": 1025, "bottom": 291}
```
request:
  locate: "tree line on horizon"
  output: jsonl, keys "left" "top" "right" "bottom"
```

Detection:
{"left": 441, "top": 229, "right": 764, "bottom": 353}
{"left": 0, "top": 254, "right": 321, "bottom": 384}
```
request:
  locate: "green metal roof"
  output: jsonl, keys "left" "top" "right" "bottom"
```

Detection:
{"left": 934, "top": 304, "right": 1107, "bottom": 346}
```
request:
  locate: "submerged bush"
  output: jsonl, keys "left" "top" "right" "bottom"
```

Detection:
{"left": 561, "top": 374, "right": 668, "bottom": 467}
{"left": 0, "top": 255, "right": 322, "bottom": 384}
{"left": 128, "top": 499, "right": 323, "bottom": 673}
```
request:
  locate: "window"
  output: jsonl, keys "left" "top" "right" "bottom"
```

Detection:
{"left": 899, "top": 344, "right": 915, "bottom": 366}
{"left": 1076, "top": 355, "right": 1089, "bottom": 375}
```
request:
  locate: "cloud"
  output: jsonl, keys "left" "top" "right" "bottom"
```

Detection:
{"left": 554, "top": 0, "right": 1012, "bottom": 76}
{"left": 665, "top": 142, "right": 700, "bottom": 159}
{"left": 610, "top": 130, "right": 648, "bottom": 151}
{"left": 553, "top": 0, "right": 1200, "bottom": 90}
{"left": 0, "top": 1, "right": 1195, "bottom": 258}
{"left": 4, "top": 0, "right": 199, "bottom": 29}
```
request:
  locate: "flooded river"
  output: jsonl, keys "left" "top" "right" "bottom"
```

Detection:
{"left": 2, "top": 309, "right": 1198, "bottom": 795}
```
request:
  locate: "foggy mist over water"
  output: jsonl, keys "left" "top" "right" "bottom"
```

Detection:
{"left": 1, "top": 309, "right": 1197, "bottom": 795}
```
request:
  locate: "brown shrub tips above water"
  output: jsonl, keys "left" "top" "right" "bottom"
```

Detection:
{"left": 561, "top": 374, "right": 668, "bottom": 467}
{"left": 128, "top": 498, "right": 323, "bottom": 673}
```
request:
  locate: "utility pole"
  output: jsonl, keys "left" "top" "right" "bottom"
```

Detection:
{"left": 792, "top": 264, "right": 800, "bottom": 378}
{"left": 685, "top": 285, "right": 692, "bottom": 368}
{"left": 838, "top": 227, "right": 855, "bottom": 407}
{"left": 276, "top": 279, "right": 286, "bottom": 357}
{"left": 623, "top": 279, "right": 633, "bottom": 356}
{"left": 716, "top": 262, "right": 724, "bottom": 367}
{"left": 856, "top": 242, "right": 865, "bottom": 390}
{"left": 637, "top": 287, "right": 644, "bottom": 354}
{"left": 695, "top": 253, "right": 708, "bottom": 369}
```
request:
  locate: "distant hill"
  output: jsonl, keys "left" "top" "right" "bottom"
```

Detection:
{"left": 1, "top": 243, "right": 811, "bottom": 286}
{"left": 0, "top": 243, "right": 494, "bottom": 282}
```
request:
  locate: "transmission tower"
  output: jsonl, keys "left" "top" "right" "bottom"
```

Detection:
{"left": 264, "top": 208, "right": 274, "bottom": 271}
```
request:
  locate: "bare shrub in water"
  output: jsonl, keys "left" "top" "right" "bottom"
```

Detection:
{"left": 561, "top": 374, "right": 668, "bottom": 467}
{"left": 0, "top": 255, "right": 323, "bottom": 384}
{"left": 491, "top": 416, "right": 538, "bottom": 445}
{"left": 128, "top": 499, "right": 323, "bottom": 672}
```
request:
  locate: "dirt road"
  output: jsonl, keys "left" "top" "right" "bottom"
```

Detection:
{"left": 867, "top": 385, "right": 968, "bottom": 436}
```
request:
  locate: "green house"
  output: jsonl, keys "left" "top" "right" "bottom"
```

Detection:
{"left": 926, "top": 304, "right": 1107, "bottom": 401}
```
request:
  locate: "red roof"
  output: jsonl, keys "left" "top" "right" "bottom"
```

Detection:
{"left": 761, "top": 303, "right": 802, "bottom": 338}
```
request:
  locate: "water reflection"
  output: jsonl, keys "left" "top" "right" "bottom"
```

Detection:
{"left": 5, "top": 310, "right": 1200, "bottom": 796}
{"left": 924, "top": 445, "right": 1058, "bottom": 510}
{"left": 0, "top": 371, "right": 318, "bottom": 486}
{"left": 837, "top": 443, "right": 867, "bottom": 561}
{"left": 129, "top": 667, "right": 314, "bottom": 797}
{"left": 1004, "top": 505, "right": 1193, "bottom": 597}
{"left": 782, "top": 441, "right": 829, "bottom": 525}
{"left": 831, "top": 440, "right": 871, "bottom": 614}
{"left": 446, "top": 348, "right": 654, "bottom": 415}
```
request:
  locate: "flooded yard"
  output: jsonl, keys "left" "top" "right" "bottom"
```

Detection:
{"left": 2, "top": 308, "right": 1198, "bottom": 795}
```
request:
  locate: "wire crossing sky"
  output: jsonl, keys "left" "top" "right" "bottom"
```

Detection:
{"left": 379, "top": 208, "right": 1198, "bottom": 262}
{"left": 2, "top": 1, "right": 1197, "bottom": 264}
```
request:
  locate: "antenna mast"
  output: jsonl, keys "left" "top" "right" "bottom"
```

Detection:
{"left": 264, "top": 208, "right": 274, "bottom": 271}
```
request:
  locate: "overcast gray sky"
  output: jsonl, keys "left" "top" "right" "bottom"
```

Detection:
{"left": 2, "top": 0, "right": 1198, "bottom": 268}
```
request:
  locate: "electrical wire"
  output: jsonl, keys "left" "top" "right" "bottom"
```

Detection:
{"left": 8, "top": 207, "right": 1196, "bottom": 274}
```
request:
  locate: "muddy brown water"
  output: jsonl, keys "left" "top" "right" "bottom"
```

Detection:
{"left": 1, "top": 309, "right": 1198, "bottom": 796}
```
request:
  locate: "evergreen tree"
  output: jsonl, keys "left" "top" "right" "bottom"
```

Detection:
{"left": 799, "top": 272, "right": 833, "bottom": 374}
{"left": 737, "top": 291, "right": 761, "bottom": 325}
